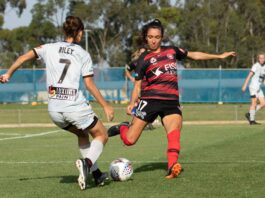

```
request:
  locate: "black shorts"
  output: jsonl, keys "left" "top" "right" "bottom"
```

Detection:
{"left": 134, "top": 99, "right": 182, "bottom": 123}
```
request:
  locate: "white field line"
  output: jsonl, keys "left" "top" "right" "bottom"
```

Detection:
{"left": 1, "top": 160, "right": 265, "bottom": 164}
{"left": 0, "top": 130, "right": 61, "bottom": 141}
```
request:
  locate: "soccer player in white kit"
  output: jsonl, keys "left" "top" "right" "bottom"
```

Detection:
{"left": 242, "top": 53, "right": 265, "bottom": 125}
{"left": 0, "top": 16, "right": 114, "bottom": 190}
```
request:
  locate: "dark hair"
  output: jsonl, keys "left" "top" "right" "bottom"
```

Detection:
{"left": 63, "top": 16, "right": 84, "bottom": 40}
{"left": 142, "top": 19, "right": 164, "bottom": 43}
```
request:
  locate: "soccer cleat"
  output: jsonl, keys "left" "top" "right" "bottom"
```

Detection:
{"left": 94, "top": 172, "right": 109, "bottom": 187}
{"left": 165, "top": 163, "right": 183, "bottom": 179}
{"left": 250, "top": 121, "right": 261, "bottom": 125}
{"left": 75, "top": 159, "right": 90, "bottom": 190}
{"left": 245, "top": 113, "right": 251, "bottom": 124}
{"left": 108, "top": 122, "right": 130, "bottom": 137}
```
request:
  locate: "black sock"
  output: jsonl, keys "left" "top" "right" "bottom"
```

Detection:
{"left": 92, "top": 169, "right": 103, "bottom": 179}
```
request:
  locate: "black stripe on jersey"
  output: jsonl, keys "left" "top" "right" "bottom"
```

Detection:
{"left": 32, "top": 49, "right": 39, "bottom": 59}
{"left": 141, "top": 91, "right": 179, "bottom": 100}
{"left": 150, "top": 80, "right": 179, "bottom": 87}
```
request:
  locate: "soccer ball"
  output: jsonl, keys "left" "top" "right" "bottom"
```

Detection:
{"left": 109, "top": 158, "right": 133, "bottom": 181}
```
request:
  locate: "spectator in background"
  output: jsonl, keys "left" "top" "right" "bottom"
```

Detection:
{"left": 0, "top": 16, "right": 114, "bottom": 190}
{"left": 242, "top": 53, "right": 265, "bottom": 125}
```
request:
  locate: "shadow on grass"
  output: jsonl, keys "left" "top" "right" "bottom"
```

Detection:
{"left": 19, "top": 174, "right": 111, "bottom": 187}
{"left": 134, "top": 162, "right": 167, "bottom": 173}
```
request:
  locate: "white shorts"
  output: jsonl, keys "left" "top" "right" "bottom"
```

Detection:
{"left": 49, "top": 108, "right": 96, "bottom": 130}
{"left": 249, "top": 87, "right": 264, "bottom": 98}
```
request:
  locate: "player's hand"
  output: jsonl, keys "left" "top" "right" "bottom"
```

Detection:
{"left": 126, "top": 103, "right": 134, "bottom": 115}
{"left": 220, "top": 51, "right": 236, "bottom": 59}
{"left": 241, "top": 85, "right": 246, "bottom": 92}
{"left": 0, "top": 73, "right": 10, "bottom": 83}
{"left": 103, "top": 104, "right": 114, "bottom": 122}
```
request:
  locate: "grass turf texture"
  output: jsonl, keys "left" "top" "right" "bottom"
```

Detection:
{"left": 0, "top": 125, "right": 265, "bottom": 197}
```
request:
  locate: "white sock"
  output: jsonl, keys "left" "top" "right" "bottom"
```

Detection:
{"left": 255, "top": 105, "right": 261, "bottom": 113}
{"left": 249, "top": 109, "right": 255, "bottom": 121}
{"left": 79, "top": 143, "right": 99, "bottom": 173}
{"left": 84, "top": 139, "right": 104, "bottom": 165}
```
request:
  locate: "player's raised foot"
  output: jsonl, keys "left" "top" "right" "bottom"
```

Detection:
{"left": 165, "top": 163, "right": 183, "bottom": 179}
{"left": 250, "top": 120, "right": 261, "bottom": 125}
{"left": 108, "top": 122, "right": 130, "bottom": 137}
{"left": 75, "top": 159, "right": 90, "bottom": 190}
{"left": 245, "top": 113, "right": 251, "bottom": 123}
{"left": 94, "top": 172, "right": 109, "bottom": 187}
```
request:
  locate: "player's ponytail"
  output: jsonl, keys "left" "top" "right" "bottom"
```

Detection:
{"left": 63, "top": 16, "right": 84, "bottom": 42}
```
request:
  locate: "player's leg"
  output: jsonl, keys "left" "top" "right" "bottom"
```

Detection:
{"left": 66, "top": 122, "right": 109, "bottom": 188}
{"left": 256, "top": 90, "right": 265, "bottom": 114}
{"left": 158, "top": 100, "right": 183, "bottom": 179}
{"left": 49, "top": 110, "right": 108, "bottom": 189}
{"left": 246, "top": 87, "right": 259, "bottom": 124}
{"left": 162, "top": 114, "right": 183, "bottom": 179}
{"left": 108, "top": 116, "right": 148, "bottom": 145}
{"left": 108, "top": 99, "right": 156, "bottom": 145}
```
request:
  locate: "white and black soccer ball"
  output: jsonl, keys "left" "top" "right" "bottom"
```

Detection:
{"left": 109, "top": 158, "right": 133, "bottom": 181}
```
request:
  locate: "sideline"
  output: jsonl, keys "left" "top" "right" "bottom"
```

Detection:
{"left": 0, "top": 130, "right": 61, "bottom": 141}
{"left": 1, "top": 160, "right": 265, "bottom": 164}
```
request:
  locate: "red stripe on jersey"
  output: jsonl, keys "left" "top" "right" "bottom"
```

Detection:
{"left": 144, "top": 83, "right": 179, "bottom": 95}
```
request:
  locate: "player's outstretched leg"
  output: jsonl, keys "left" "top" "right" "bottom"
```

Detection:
{"left": 165, "top": 163, "right": 183, "bottom": 179}
{"left": 76, "top": 158, "right": 90, "bottom": 190}
{"left": 108, "top": 122, "right": 130, "bottom": 137}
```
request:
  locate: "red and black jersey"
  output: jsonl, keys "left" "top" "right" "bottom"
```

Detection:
{"left": 135, "top": 46, "right": 188, "bottom": 101}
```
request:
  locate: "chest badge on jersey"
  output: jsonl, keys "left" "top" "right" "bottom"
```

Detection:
{"left": 150, "top": 57, "right": 157, "bottom": 64}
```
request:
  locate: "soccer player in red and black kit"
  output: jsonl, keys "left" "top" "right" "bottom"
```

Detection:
{"left": 108, "top": 19, "right": 236, "bottom": 179}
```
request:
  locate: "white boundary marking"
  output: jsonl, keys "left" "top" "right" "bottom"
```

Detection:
{"left": 1, "top": 160, "right": 265, "bottom": 164}
{"left": 0, "top": 130, "right": 61, "bottom": 141}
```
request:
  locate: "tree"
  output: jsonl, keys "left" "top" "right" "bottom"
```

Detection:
{"left": 0, "top": 0, "right": 26, "bottom": 29}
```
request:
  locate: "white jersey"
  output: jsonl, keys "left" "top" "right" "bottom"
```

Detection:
{"left": 34, "top": 41, "right": 93, "bottom": 112}
{"left": 249, "top": 62, "right": 265, "bottom": 90}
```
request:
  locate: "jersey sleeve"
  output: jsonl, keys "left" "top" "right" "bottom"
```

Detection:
{"left": 134, "top": 55, "right": 146, "bottom": 81}
{"left": 174, "top": 47, "right": 188, "bottom": 60}
{"left": 126, "top": 60, "right": 137, "bottom": 72}
{"left": 250, "top": 63, "right": 258, "bottom": 74}
{"left": 33, "top": 45, "right": 47, "bottom": 60}
{"left": 81, "top": 51, "right": 94, "bottom": 77}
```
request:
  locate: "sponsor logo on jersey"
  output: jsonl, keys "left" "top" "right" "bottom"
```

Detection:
{"left": 167, "top": 54, "right": 174, "bottom": 59}
{"left": 152, "top": 67, "right": 163, "bottom": 77}
{"left": 48, "top": 86, "right": 77, "bottom": 101}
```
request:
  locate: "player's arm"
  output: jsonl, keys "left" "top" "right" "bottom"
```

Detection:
{"left": 83, "top": 76, "right": 114, "bottom": 121}
{"left": 187, "top": 51, "right": 236, "bottom": 60}
{"left": 127, "top": 79, "right": 141, "bottom": 115}
{"left": 242, "top": 71, "right": 254, "bottom": 92}
{"left": 0, "top": 50, "right": 35, "bottom": 83}
{"left": 125, "top": 68, "right": 135, "bottom": 83}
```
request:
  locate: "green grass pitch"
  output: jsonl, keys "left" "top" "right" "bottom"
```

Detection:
{"left": 1, "top": 124, "right": 265, "bottom": 198}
